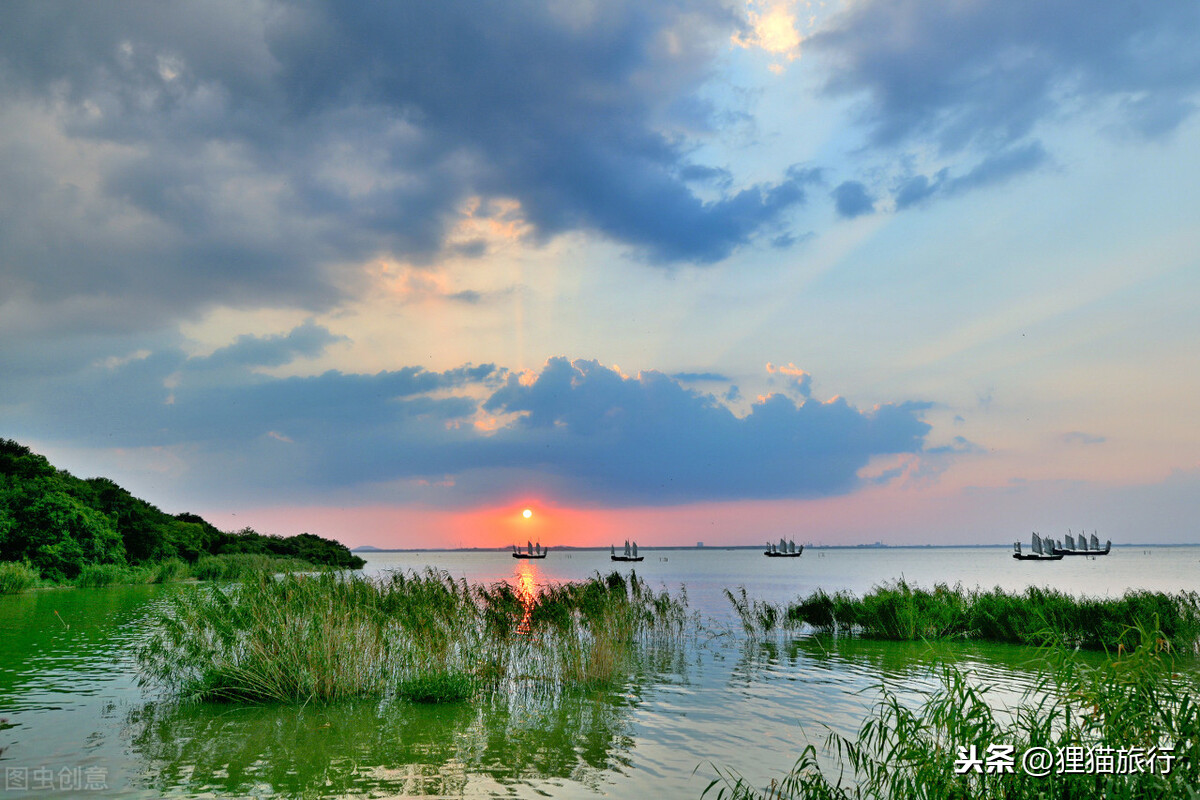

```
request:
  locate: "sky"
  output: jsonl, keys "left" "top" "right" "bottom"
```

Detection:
{"left": 2, "top": 0, "right": 1198, "bottom": 548}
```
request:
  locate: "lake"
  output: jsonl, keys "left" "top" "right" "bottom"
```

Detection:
{"left": 1, "top": 545, "right": 1195, "bottom": 798}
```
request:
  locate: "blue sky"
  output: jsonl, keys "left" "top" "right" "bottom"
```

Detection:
{"left": 2, "top": 0, "right": 1198, "bottom": 546}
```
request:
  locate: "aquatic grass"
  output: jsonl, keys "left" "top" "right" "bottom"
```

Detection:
{"left": 396, "top": 671, "right": 475, "bottom": 703}
{"left": 74, "top": 563, "right": 154, "bottom": 587}
{"left": 137, "top": 568, "right": 687, "bottom": 704}
{"left": 761, "top": 582, "right": 1200, "bottom": 652}
{"left": 704, "top": 621, "right": 1200, "bottom": 799}
{"left": 189, "top": 553, "right": 328, "bottom": 581}
{"left": 149, "top": 557, "right": 188, "bottom": 584}
{"left": 0, "top": 561, "right": 40, "bottom": 594}
{"left": 725, "top": 587, "right": 789, "bottom": 635}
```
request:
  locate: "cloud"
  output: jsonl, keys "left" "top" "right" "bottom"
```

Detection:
{"left": 1061, "top": 431, "right": 1106, "bottom": 446}
{"left": 832, "top": 180, "right": 875, "bottom": 218}
{"left": 765, "top": 361, "right": 812, "bottom": 397}
{"left": 732, "top": 0, "right": 804, "bottom": 68}
{"left": 477, "top": 357, "right": 929, "bottom": 503}
{"left": 942, "top": 142, "right": 1050, "bottom": 195}
{"left": 810, "top": 0, "right": 1200, "bottom": 154}
{"left": 894, "top": 173, "right": 944, "bottom": 211}
{"left": 0, "top": 0, "right": 819, "bottom": 336}
{"left": 197, "top": 320, "right": 347, "bottom": 371}
{"left": 9, "top": 348, "right": 932, "bottom": 507}
{"left": 670, "top": 371, "right": 732, "bottom": 382}
{"left": 892, "top": 142, "right": 1049, "bottom": 209}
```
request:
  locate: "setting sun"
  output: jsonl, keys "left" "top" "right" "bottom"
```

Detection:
{"left": 522, "top": 508, "right": 533, "bottom": 519}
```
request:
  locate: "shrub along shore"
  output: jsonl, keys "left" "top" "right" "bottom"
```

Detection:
{"left": 727, "top": 579, "right": 1200, "bottom": 652}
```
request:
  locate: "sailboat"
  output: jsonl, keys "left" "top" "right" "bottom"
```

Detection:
{"left": 764, "top": 537, "right": 803, "bottom": 558}
{"left": 1013, "top": 532, "right": 1064, "bottom": 561}
{"left": 1050, "top": 529, "right": 1112, "bottom": 556}
{"left": 611, "top": 540, "right": 644, "bottom": 562}
{"left": 512, "top": 540, "right": 548, "bottom": 559}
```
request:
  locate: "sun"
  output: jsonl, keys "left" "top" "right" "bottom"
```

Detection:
{"left": 522, "top": 508, "right": 533, "bottom": 519}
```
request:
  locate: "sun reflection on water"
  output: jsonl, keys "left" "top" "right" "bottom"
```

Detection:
{"left": 514, "top": 560, "right": 539, "bottom": 636}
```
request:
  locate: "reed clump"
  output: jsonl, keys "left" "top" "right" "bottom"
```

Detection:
{"left": 746, "top": 580, "right": 1200, "bottom": 651}
{"left": 0, "top": 560, "right": 40, "bottom": 594}
{"left": 137, "top": 568, "right": 686, "bottom": 704}
{"left": 189, "top": 553, "right": 326, "bottom": 581}
{"left": 705, "top": 621, "right": 1200, "bottom": 799}
{"left": 75, "top": 563, "right": 152, "bottom": 587}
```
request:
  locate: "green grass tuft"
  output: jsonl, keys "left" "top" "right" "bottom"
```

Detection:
{"left": 75, "top": 563, "right": 151, "bottom": 587}
{"left": 396, "top": 671, "right": 475, "bottom": 703}
{"left": 705, "top": 621, "right": 1200, "bottom": 799}
{"left": 745, "top": 581, "right": 1200, "bottom": 652}
{"left": 0, "top": 561, "right": 40, "bottom": 594}
{"left": 137, "top": 569, "right": 687, "bottom": 704}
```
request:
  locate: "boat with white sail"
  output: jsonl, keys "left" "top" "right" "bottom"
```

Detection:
{"left": 1050, "top": 530, "right": 1111, "bottom": 556}
{"left": 1013, "top": 532, "right": 1064, "bottom": 561}
{"left": 764, "top": 538, "right": 803, "bottom": 558}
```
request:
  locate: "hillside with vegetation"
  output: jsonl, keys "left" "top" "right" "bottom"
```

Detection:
{"left": 0, "top": 438, "right": 364, "bottom": 585}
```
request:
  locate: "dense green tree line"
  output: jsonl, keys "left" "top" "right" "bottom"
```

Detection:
{"left": 0, "top": 438, "right": 364, "bottom": 582}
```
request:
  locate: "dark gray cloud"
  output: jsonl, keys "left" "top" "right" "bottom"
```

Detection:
{"left": 832, "top": 180, "right": 875, "bottom": 219}
{"left": 0, "top": 0, "right": 816, "bottom": 333}
{"left": 7, "top": 344, "right": 933, "bottom": 506}
{"left": 474, "top": 358, "right": 930, "bottom": 503}
{"left": 811, "top": 0, "right": 1200, "bottom": 154}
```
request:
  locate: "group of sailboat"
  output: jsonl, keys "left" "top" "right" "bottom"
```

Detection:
{"left": 512, "top": 541, "right": 547, "bottom": 559}
{"left": 1052, "top": 530, "right": 1112, "bottom": 556}
{"left": 764, "top": 538, "right": 802, "bottom": 558}
{"left": 611, "top": 541, "right": 644, "bottom": 562}
{"left": 1014, "top": 530, "right": 1112, "bottom": 561}
{"left": 1013, "top": 533, "right": 1063, "bottom": 561}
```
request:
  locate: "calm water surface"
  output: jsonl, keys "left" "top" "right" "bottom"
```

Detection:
{"left": 1, "top": 546, "right": 1196, "bottom": 798}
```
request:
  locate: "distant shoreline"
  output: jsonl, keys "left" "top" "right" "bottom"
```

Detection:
{"left": 352, "top": 542, "right": 1199, "bottom": 553}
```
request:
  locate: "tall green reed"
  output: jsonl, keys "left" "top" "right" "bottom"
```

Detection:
{"left": 0, "top": 560, "right": 40, "bottom": 594}
{"left": 704, "top": 621, "right": 1200, "bottom": 800}
{"left": 137, "top": 568, "right": 687, "bottom": 704}
{"left": 733, "top": 581, "right": 1200, "bottom": 652}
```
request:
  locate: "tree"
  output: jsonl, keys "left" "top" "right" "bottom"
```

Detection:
{"left": 5, "top": 491, "right": 125, "bottom": 581}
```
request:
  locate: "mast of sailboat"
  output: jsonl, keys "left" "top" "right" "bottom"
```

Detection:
{"left": 632, "top": 542, "right": 638, "bottom": 558}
